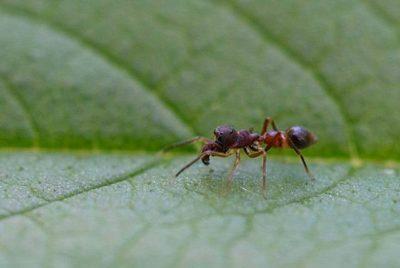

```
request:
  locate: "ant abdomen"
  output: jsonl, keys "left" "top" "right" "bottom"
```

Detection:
{"left": 286, "top": 126, "right": 317, "bottom": 149}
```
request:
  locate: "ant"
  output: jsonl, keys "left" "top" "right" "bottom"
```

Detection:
{"left": 163, "top": 117, "right": 317, "bottom": 197}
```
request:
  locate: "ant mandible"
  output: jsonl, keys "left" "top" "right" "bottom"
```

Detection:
{"left": 163, "top": 117, "right": 317, "bottom": 197}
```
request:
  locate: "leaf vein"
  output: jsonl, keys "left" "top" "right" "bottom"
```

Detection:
{"left": 360, "top": 0, "right": 400, "bottom": 33}
{"left": 215, "top": 0, "right": 359, "bottom": 160}
{"left": 0, "top": 74, "right": 40, "bottom": 146}
{"left": 0, "top": 159, "right": 162, "bottom": 222}
{"left": 253, "top": 165, "right": 360, "bottom": 214}
{"left": 0, "top": 4, "right": 196, "bottom": 138}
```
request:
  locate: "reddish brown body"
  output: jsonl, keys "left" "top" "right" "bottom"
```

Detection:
{"left": 232, "top": 130, "right": 260, "bottom": 148}
{"left": 163, "top": 117, "right": 317, "bottom": 198}
{"left": 262, "top": 131, "right": 289, "bottom": 148}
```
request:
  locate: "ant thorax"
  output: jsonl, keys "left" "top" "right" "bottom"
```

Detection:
{"left": 263, "top": 131, "right": 290, "bottom": 148}
{"left": 232, "top": 130, "right": 260, "bottom": 148}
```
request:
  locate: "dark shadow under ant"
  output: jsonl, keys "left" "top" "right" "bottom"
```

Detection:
{"left": 163, "top": 117, "right": 317, "bottom": 198}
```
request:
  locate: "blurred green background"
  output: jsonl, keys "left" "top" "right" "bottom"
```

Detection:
{"left": 0, "top": 0, "right": 399, "bottom": 159}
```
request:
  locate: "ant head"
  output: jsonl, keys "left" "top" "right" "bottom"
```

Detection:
{"left": 214, "top": 125, "right": 238, "bottom": 147}
{"left": 286, "top": 126, "right": 317, "bottom": 149}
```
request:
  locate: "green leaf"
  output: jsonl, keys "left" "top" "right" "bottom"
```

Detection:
{"left": 0, "top": 153, "right": 399, "bottom": 267}
{"left": 0, "top": 0, "right": 399, "bottom": 266}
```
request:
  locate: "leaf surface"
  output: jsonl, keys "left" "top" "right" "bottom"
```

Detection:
{"left": 0, "top": 153, "right": 399, "bottom": 267}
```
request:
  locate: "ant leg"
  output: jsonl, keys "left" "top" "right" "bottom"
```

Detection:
{"left": 163, "top": 136, "right": 212, "bottom": 152}
{"left": 262, "top": 152, "right": 267, "bottom": 198}
{"left": 226, "top": 150, "right": 241, "bottom": 187}
{"left": 261, "top": 117, "right": 278, "bottom": 135}
{"left": 175, "top": 150, "right": 234, "bottom": 177}
{"left": 257, "top": 135, "right": 283, "bottom": 198}
{"left": 243, "top": 147, "right": 269, "bottom": 198}
{"left": 175, "top": 154, "right": 203, "bottom": 177}
{"left": 243, "top": 147, "right": 264, "bottom": 158}
{"left": 287, "top": 139, "right": 315, "bottom": 181}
